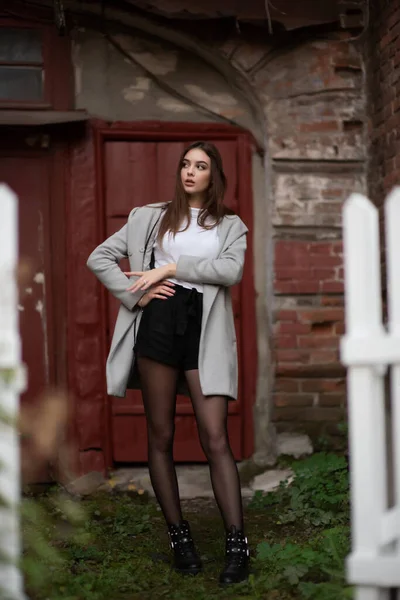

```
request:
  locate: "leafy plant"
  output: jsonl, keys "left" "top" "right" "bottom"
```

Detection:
{"left": 249, "top": 452, "right": 349, "bottom": 528}
{"left": 254, "top": 526, "right": 352, "bottom": 599}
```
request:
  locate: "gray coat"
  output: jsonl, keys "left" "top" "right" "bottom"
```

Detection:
{"left": 86, "top": 203, "right": 248, "bottom": 400}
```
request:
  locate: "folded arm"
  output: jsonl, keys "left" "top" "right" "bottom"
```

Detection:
{"left": 175, "top": 230, "right": 247, "bottom": 287}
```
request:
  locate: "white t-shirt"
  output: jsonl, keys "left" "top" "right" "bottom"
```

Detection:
{"left": 153, "top": 207, "right": 220, "bottom": 293}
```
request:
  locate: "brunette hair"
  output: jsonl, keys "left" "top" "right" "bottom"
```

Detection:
{"left": 157, "top": 141, "right": 233, "bottom": 243}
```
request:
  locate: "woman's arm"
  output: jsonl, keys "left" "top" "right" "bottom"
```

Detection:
{"left": 87, "top": 221, "right": 143, "bottom": 311}
{"left": 124, "top": 220, "right": 248, "bottom": 293}
{"left": 174, "top": 231, "right": 247, "bottom": 287}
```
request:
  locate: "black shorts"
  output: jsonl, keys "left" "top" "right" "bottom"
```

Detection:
{"left": 135, "top": 284, "right": 203, "bottom": 371}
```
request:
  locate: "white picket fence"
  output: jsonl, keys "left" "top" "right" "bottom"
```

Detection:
{"left": 0, "top": 184, "right": 27, "bottom": 599}
{"left": 341, "top": 188, "right": 400, "bottom": 599}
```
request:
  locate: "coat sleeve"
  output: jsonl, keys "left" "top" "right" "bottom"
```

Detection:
{"left": 175, "top": 220, "right": 247, "bottom": 287}
{"left": 86, "top": 211, "right": 142, "bottom": 311}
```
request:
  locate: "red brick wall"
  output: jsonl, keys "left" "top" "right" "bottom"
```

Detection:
{"left": 212, "top": 26, "right": 366, "bottom": 441}
{"left": 368, "top": 0, "right": 400, "bottom": 207}
{"left": 265, "top": 33, "right": 365, "bottom": 440}
{"left": 273, "top": 240, "right": 346, "bottom": 438}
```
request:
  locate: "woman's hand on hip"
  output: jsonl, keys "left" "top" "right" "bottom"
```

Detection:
{"left": 124, "top": 264, "right": 177, "bottom": 293}
{"left": 137, "top": 281, "right": 176, "bottom": 308}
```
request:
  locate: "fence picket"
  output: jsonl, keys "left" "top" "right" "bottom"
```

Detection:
{"left": 385, "top": 188, "right": 400, "bottom": 562}
{"left": 0, "top": 184, "right": 27, "bottom": 599}
{"left": 342, "top": 190, "right": 400, "bottom": 598}
{"left": 342, "top": 193, "right": 383, "bottom": 336}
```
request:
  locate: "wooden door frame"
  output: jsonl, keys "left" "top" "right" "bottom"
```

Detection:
{"left": 92, "top": 121, "right": 257, "bottom": 467}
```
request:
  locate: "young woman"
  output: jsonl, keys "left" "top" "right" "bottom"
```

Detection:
{"left": 87, "top": 141, "right": 250, "bottom": 585}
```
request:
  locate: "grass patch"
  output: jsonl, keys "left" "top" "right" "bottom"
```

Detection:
{"left": 22, "top": 453, "right": 352, "bottom": 599}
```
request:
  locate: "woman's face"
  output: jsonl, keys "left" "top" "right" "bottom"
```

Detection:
{"left": 181, "top": 148, "right": 211, "bottom": 196}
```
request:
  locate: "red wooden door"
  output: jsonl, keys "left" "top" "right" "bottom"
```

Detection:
{"left": 104, "top": 139, "right": 247, "bottom": 462}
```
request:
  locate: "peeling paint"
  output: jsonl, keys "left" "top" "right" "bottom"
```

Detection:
{"left": 129, "top": 51, "right": 178, "bottom": 75}
{"left": 123, "top": 90, "right": 145, "bottom": 102}
{"left": 35, "top": 299, "right": 43, "bottom": 315}
{"left": 123, "top": 77, "right": 151, "bottom": 102}
{"left": 17, "top": 304, "right": 24, "bottom": 312}
{"left": 184, "top": 84, "right": 238, "bottom": 107}
{"left": 25, "top": 288, "right": 32, "bottom": 295}
{"left": 157, "top": 97, "right": 192, "bottom": 113}
{"left": 36, "top": 212, "right": 49, "bottom": 384}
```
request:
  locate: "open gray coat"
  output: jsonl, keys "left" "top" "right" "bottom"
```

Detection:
{"left": 86, "top": 203, "right": 248, "bottom": 400}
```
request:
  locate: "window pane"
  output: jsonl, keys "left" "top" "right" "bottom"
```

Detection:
{"left": 0, "top": 66, "right": 43, "bottom": 101}
{"left": 0, "top": 28, "right": 42, "bottom": 62}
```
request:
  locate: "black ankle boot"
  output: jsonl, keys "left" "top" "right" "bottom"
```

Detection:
{"left": 219, "top": 525, "right": 250, "bottom": 585}
{"left": 168, "top": 520, "right": 203, "bottom": 576}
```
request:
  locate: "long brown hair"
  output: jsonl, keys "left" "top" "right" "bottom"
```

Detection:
{"left": 157, "top": 141, "right": 233, "bottom": 243}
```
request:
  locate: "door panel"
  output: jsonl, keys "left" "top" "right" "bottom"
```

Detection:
{"left": 156, "top": 142, "right": 186, "bottom": 202}
{"left": 104, "top": 139, "right": 244, "bottom": 462}
{"left": 105, "top": 142, "right": 158, "bottom": 216}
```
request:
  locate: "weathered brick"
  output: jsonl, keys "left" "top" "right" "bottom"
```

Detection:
{"left": 273, "top": 407, "right": 345, "bottom": 422}
{"left": 298, "top": 308, "right": 344, "bottom": 323}
{"left": 309, "top": 350, "right": 339, "bottom": 363}
{"left": 321, "top": 296, "right": 344, "bottom": 307}
{"left": 335, "top": 322, "right": 346, "bottom": 335}
{"left": 273, "top": 394, "right": 314, "bottom": 407}
{"left": 275, "top": 241, "right": 344, "bottom": 269}
{"left": 318, "top": 394, "right": 346, "bottom": 407}
{"left": 275, "top": 349, "right": 310, "bottom": 363}
{"left": 301, "top": 379, "right": 346, "bottom": 393}
{"left": 273, "top": 175, "right": 365, "bottom": 229}
{"left": 299, "top": 121, "right": 340, "bottom": 133}
{"left": 298, "top": 335, "right": 340, "bottom": 349}
{"left": 310, "top": 325, "right": 335, "bottom": 339}
{"left": 275, "top": 334, "right": 298, "bottom": 349}
{"left": 320, "top": 281, "right": 344, "bottom": 293}
{"left": 275, "top": 310, "right": 298, "bottom": 322}
{"left": 310, "top": 256, "right": 343, "bottom": 268}
{"left": 274, "top": 379, "right": 300, "bottom": 393}
{"left": 276, "top": 364, "right": 346, "bottom": 378}
{"left": 368, "top": 0, "right": 400, "bottom": 203}
{"left": 275, "top": 280, "right": 320, "bottom": 295}
{"left": 251, "top": 28, "right": 364, "bottom": 435}
{"left": 277, "top": 322, "right": 311, "bottom": 335}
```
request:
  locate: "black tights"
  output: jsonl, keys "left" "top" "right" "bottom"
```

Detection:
{"left": 137, "top": 356, "right": 244, "bottom": 531}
